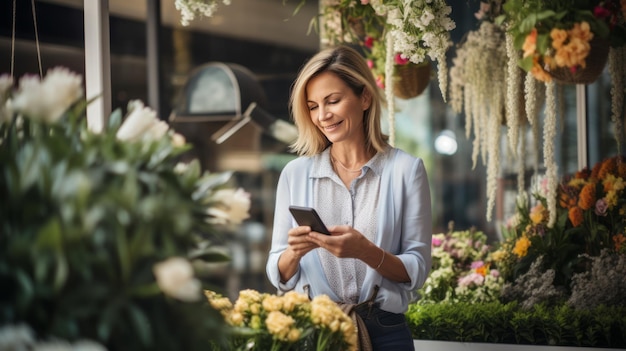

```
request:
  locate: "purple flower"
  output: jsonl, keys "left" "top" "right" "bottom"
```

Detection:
{"left": 595, "top": 198, "right": 608, "bottom": 216}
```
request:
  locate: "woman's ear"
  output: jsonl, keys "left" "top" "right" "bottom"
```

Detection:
{"left": 361, "top": 88, "right": 372, "bottom": 111}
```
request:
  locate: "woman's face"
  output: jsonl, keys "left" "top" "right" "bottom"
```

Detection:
{"left": 305, "top": 71, "right": 371, "bottom": 144}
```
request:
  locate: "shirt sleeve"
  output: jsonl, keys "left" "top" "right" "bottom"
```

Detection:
{"left": 266, "top": 161, "right": 300, "bottom": 292}
{"left": 396, "top": 157, "right": 433, "bottom": 291}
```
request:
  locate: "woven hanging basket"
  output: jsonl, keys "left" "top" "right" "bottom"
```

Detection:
{"left": 548, "top": 36, "right": 610, "bottom": 85}
{"left": 393, "top": 62, "right": 431, "bottom": 99}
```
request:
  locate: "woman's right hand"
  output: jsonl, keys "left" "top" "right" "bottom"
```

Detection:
{"left": 287, "top": 225, "right": 319, "bottom": 259}
{"left": 278, "top": 226, "right": 319, "bottom": 282}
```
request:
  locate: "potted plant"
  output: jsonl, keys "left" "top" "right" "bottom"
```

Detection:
{"left": 0, "top": 68, "right": 251, "bottom": 350}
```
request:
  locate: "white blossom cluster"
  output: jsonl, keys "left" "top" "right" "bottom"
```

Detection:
{"left": 174, "top": 0, "right": 232, "bottom": 26}
{"left": 375, "top": 0, "right": 455, "bottom": 99}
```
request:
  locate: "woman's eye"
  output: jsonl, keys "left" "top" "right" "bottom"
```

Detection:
{"left": 308, "top": 105, "right": 318, "bottom": 111}
{"left": 329, "top": 100, "right": 339, "bottom": 104}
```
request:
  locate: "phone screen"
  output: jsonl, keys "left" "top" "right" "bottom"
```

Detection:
{"left": 288, "top": 206, "right": 330, "bottom": 235}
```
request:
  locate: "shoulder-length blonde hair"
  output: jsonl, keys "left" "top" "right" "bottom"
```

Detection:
{"left": 289, "top": 45, "right": 387, "bottom": 157}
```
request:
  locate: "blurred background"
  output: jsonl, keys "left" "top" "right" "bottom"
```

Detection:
{"left": 0, "top": 0, "right": 618, "bottom": 299}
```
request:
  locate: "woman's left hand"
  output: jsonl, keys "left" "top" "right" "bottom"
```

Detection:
{"left": 306, "top": 225, "right": 375, "bottom": 261}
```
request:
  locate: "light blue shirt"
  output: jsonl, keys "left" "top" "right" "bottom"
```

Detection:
{"left": 266, "top": 146, "right": 432, "bottom": 314}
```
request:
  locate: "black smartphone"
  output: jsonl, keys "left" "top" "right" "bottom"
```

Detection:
{"left": 288, "top": 206, "right": 331, "bottom": 235}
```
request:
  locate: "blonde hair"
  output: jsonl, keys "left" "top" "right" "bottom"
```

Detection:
{"left": 289, "top": 45, "right": 387, "bottom": 157}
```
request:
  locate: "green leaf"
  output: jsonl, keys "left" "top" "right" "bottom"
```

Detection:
{"left": 108, "top": 108, "right": 123, "bottom": 131}
{"left": 127, "top": 302, "right": 153, "bottom": 346}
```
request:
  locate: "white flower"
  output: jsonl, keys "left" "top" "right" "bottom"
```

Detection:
{"left": 153, "top": 257, "right": 202, "bottom": 302}
{"left": 207, "top": 188, "right": 251, "bottom": 225}
{"left": 115, "top": 100, "right": 164, "bottom": 142}
{"left": 175, "top": 0, "right": 231, "bottom": 26}
{"left": 0, "top": 324, "right": 35, "bottom": 350}
{"left": 171, "top": 132, "right": 186, "bottom": 147}
{"left": 11, "top": 67, "right": 83, "bottom": 124}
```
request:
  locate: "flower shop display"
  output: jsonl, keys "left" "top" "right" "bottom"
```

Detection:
{"left": 0, "top": 68, "right": 251, "bottom": 350}
{"left": 205, "top": 289, "right": 357, "bottom": 351}
{"left": 496, "top": 155, "right": 626, "bottom": 303}
{"left": 406, "top": 156, "right": 626, "bottom": 346}
{"left": 417, "top": 223, "right": 504, "bottom": 304}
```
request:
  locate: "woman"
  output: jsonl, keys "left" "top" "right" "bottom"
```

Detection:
{"left": 266, "top": 45, "right": 432, "bottom": 350}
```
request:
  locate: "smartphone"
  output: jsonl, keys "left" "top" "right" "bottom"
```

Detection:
{"left": 288, "top": 206, "right": 330, "bottom": 235}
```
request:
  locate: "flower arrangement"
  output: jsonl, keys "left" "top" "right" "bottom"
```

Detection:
{"left": 0, "top": 68, "right": 251, "bottom": 350}
{"left": 417, "top": 223, "right": 504, "bottom": 304}
{"left": 322, "top": 0, "right": 454, "bottom": 98}
{"left": 174, "top": 0, "right": 232, "bottom": 26}
{"left": 500, "top": 0, "right": 626, "bottom": 83}
{"left": 495, "top": 156, "right": 626, "bottom": 307}
{"left": 205, "top": 289, "right": 357, "bottom": 351}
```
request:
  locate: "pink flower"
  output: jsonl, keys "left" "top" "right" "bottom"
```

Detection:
{"left": 458, "top": 272, "right": 485, "bottom": 287}
{"left": 375, "top": 75, "right": 385, "bottom": 89}
{"left": 490, "top": 269, "right": 500, "bottom": 278}
{"left": 364, "top": 36, "right": 375, "bottom": 49}
{"left": 360, "top": 0, "right": 369, "bottom": 4}
{"left": 594, "top": 5, "right": 611, "bottom": 18}
{"left": 367, "top": 59, "right": 374, "bottom": 69}
{"left": 432, "top": 237, "right": 443, "bottom": 246}
{"left": 394, "top": 53, "right": 409, "bottom": 65}
{"left": 470, "top": 261, "right": 484, "bottom": 269}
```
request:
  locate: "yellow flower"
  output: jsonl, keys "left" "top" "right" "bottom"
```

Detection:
{"left": 265, "top": 311, "right": 295, "bottom": 341}
{"left": 262, "top": 295, "right": 283, "bottom": 312}
{"left": 513, "top": 236, "right": 531, "bottom": 258}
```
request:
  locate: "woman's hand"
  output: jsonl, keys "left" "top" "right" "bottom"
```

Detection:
{"left": 278, "top": 225, "right": 319, "bottom": 283}
{"left": 306, "top": 225, "right": 373, "bottom": 260}
{"left": 287, "top": 225, "right": 319, "bottom": 259}
{"left": 307, "top": 225, "right": 411, "bottom": 283}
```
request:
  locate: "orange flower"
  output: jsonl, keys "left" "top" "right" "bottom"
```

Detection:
{"left": 513, "top": 236, "right": 531, "bottom": 258}
{"left": 575, "top": 167, "right": 591, "bottom": 180}
{"left": 529, "top": 203, "right": 545, "bottom": 224}
{"left": 598, "top": 157, "right": 617, "bottom": 180}
{"left": 530, "top": 59, "right": 552, "bottom": 82}
{"left": 578, "top": 182, "right": 596, "bottom": 210}
{"left": 523, "top": 28, "right": 538, "bottom": 58}
{"left": 550, "top": 28, "right": 568, "bottom": 49}
{"left": 568, "top": 206, "right": 584, "bottom": 227}
{"left": 476, "top": 264, "right": 488, "bottom": 277}
{"left": 569, "top": 21, "right": 593, "bottom": 43}
{"left": 614, "top": 234, "right": 626, "bottom": 251}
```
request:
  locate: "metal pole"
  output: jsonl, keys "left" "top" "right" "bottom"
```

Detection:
{"left": 84, "top": 0, "right": 112, "bottom": 133}
{"left": 576, "top": 84, "right": 588, "bottom": 169}
{"left": 146, "top": 0, "right": 162, "bottom": 119}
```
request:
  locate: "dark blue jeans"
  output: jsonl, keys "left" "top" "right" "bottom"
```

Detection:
{"left": 356, "top": 305, "right": 415, "bottom": 351}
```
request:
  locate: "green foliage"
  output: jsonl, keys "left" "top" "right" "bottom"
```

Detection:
{"left": 407, "top": 302, "right": 626, "bottom": 348}
{"left": 0, "top": 69, "right": 246, "bottom": 350}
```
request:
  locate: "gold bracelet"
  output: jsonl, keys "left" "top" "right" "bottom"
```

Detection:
{"left": 375, "top": 247, "right": 385, "bottom": 270}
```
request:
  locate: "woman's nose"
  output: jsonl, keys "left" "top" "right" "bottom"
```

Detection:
{"left": 318, "top": 107, "right": 331, "bottom": 121}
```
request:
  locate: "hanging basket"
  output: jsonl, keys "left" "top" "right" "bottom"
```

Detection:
{"left": 393, "top": 62, "right": 431, "bottom": 99}
{"left": 548, "top": 36, "right": 610, "bottom": 85}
